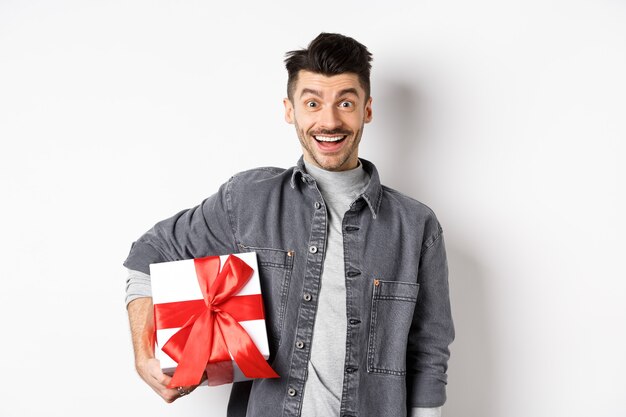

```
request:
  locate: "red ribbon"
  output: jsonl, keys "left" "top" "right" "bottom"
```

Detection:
{"left": 153, "top": 255, "right": 279, "bottom": 387}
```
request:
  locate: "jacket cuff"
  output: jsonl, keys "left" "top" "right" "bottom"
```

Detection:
{"left": 123, "top": 241, "right": 164, "bottom": 275}
{"left": 407, "top": 373, "right": 447, "bottom": 408}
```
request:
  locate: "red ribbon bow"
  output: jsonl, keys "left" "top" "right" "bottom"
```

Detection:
{"left": 154, "top": 255, "right": 279, "bottom": 387}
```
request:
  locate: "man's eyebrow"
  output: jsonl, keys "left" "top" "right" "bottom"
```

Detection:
{"left": 338, "top": 88, "right": 360, "bottom": 98}
{"left": 300, "top": 88, "right": 322, "bottom": 98}
{"left": 299, "top": 87, "right": 361, "bottom": 99}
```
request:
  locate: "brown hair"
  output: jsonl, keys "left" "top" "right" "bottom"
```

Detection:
{"left": 284, "top": 33, "right": 373, "bottom": 100}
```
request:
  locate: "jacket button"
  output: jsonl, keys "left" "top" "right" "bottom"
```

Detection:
{"left": 349, "top": 319, "right": 361, "bottom": 325}
{"left": 295, "top": 341, "right": 304, "bottom": 349}
{"left": 309, "top": 245, "right": 318, "bottom": 254}
{"left": 303, "top": 293, "right": 312, "bottom": 302}
{"left": 288, "top": 388, "right": 297, "bottom": 396}
{"left": 314, "top": 201, "right": 321, "bottom": 209}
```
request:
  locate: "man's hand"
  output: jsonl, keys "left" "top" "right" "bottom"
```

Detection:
{"left": 127, "top": 297, "right": 197, "bottom": 402}
{"left": 135, "top": 356, "right": 197, "bottom": 402}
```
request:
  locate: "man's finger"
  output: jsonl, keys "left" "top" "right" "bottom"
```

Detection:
{"left": 176, "top": 386, "right": 192, "bottom": 397}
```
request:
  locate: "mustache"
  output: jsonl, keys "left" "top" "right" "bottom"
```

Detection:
{"left": 310, "top": 129, "right": 352, "bottom": 136}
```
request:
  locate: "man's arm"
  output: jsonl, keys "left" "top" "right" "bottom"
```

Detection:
{"left": 127, "top": 297, "right": 184, "bottom": 403}
{"left": 124, "top": 182, "right": 237, "bottom": 400}
{"left": 407, "top": 227, "right": 455, "bottom": 408}
{"left": 123, "top": 181, "right": 238, "bottom": 274}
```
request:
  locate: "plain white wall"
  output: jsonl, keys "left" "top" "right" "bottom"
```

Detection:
{"left": 1, "top": 1, "right": 624, "bottom": 416}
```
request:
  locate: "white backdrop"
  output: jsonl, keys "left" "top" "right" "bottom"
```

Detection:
{"left": 1, "top": 1, "right": 624, "bottom": 416}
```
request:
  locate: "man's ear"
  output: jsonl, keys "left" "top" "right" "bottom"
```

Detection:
{"left": 283, "top": 98, "right": 295, "bottom": 124}
{"left": 364, "top": 96, "right": 373, "bottom": 124}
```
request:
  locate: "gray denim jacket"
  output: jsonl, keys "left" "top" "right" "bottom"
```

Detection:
{"left": 124, "top": 157, "right": 454, "bottom": 417}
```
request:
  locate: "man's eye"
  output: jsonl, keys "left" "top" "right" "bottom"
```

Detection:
{"left": 339, "top": 101, "right": 353, "bottom": 108}
{"left": 306, "top": 101, "right": 318, "bottom": 108}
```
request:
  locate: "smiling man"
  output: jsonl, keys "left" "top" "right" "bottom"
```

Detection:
{"left": 124, "top": 33, "right": 454, "bottom": 417}
{"left": 284, "top": 70, "right": 371, "bottom": 172}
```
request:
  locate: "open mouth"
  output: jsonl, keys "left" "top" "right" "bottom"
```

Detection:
{"left": 314, "top": 135, "right": 347, "bottom": 144}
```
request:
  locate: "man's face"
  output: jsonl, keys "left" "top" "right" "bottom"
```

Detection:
{"left": 284, "top": 70, "right": 373, "bottom": 172}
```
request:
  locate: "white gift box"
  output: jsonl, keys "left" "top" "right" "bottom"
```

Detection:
{"left": 150, "top": 252, "right": 271, "bottom": 385}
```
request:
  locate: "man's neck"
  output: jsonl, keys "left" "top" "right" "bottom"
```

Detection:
{"left": 303, "top": 158, "right": 369, "bottom": 200}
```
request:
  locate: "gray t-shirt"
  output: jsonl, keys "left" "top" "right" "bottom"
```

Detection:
{"left": 300, "top": 160, "right": 370, "bottom": 417}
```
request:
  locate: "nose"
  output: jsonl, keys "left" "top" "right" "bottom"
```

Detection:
{"left": 318, "top": 105, "right": 342, "bottom": 130}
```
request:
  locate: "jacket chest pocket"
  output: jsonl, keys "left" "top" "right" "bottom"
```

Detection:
{"left": 238, "top": 244, "right": 294, "bottom": 348}
{"left": 367, "top": 280, "right": 419, "bottom": 375}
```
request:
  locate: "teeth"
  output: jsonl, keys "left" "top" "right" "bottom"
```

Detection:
{"left": 315, "top": 135, "right": 345, "bottom": 142}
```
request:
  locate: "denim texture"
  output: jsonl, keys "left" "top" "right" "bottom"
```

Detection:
{"left": 123, "top": 157, "right": 454, "bottom": 416}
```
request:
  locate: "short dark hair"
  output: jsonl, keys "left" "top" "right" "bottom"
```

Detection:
{"left": 284, "top": 33, "right": 373, "bottom": 100}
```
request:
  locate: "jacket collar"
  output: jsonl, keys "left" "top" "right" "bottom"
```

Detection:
{"left": 290, "top": 156, "right": 383, "bottom": 219}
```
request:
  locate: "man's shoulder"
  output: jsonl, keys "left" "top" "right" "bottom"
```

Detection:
{"left": 379, "top": 185, "right": 443, "bottom": 241}
{"left": 230, "top": 165, "right": 291, "bottom": 180}
{"left": 381, "top": 184, "right": 438, "bottom": 219}
{"left": 234, "top": 165, "right": 288, "bottom": 176}
{"left": 226, "top": 165, "right": 294, "bottom": 191}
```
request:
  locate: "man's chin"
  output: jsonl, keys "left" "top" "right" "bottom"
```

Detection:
{"left": 310, "top": 155, "right": 356, "bottom": 172}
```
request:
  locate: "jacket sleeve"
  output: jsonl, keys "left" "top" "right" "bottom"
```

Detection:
{"left": 123, "top": 180, "right": 237, "bottom": 274}
{"left": 406, "top": 227, "right": 455, "bottom": 407}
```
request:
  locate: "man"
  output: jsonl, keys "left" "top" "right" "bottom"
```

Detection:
{"left": 125, "top": 33, "right": 454, "bottom": 417}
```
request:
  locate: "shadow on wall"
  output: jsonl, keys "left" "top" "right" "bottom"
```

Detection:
{"left": 366, "top": 79, "right": 421, "bottom": 190}
{"left": 373, "top": 79, "right": 498, "bottom": 417}
{"left": 444, "top": 245, "right": 497, "bottom": 417}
